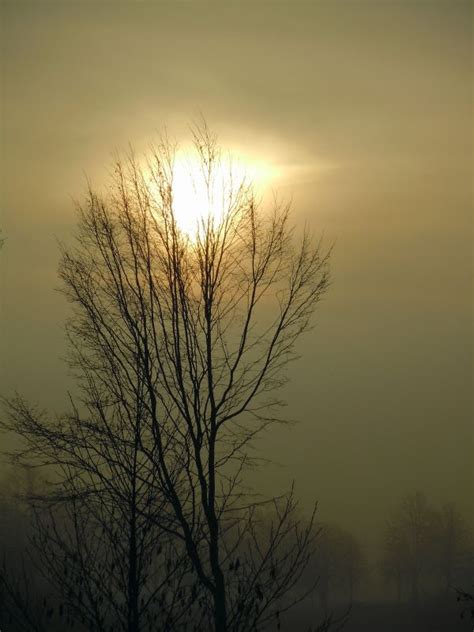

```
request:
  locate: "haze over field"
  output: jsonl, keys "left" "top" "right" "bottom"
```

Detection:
{"left": 1, "top": 0, "right": 472, "bottom": 585}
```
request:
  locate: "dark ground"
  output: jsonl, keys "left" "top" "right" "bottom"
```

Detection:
{"left": 281, "top": 598, "right": 471, "bottom": 631}
{"left": 345, "top": 601, "right": 470, "bottom": 632}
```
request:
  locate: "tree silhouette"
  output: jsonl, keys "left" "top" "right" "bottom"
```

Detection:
{"left": 2, "top": 398, "right": 198, "bottom": 631}
{"left": 379, "top": 492, "right": 473, "bottom": 608}
{"left": 382, "top": 492, "right": 437, "bottom": 607}
{"left": 2, "top": 125, "right": 331, "bottom": 631}
{"left": 379, "top": 519, "right": 407, "bottom": 603}
{"left": 303, "top": 523, "right": 365, "bottom": 613}
{"left": 434, "top": 502, "right": 472, "bottom": 595}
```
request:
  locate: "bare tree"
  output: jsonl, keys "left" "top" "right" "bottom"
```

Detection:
{"left": 2, "top": 395, "right": 198, "bottom": 632}
{"left": 380, "top": 494, "right": 474, "bottom": 607}
{"left": 0, "top": 468, "right": 53, "bottom": 632}
{"left": 2, "top": 124, "right": 331, "bottom": 632}
{"left": 397, "top": 492, "right": 438, "bottom": 606}
{"left": 379, "top": 520, "right": 407, "bottom": 603}
{"left": 434, "top": 502, "right": 472, "bottom": 595}
{"left": 305, "top": 523, "right": 365, "bottom": 613}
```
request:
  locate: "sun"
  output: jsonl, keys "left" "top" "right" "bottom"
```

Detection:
{"left": 169, "top": 149, "right": 273, "bottom": 238}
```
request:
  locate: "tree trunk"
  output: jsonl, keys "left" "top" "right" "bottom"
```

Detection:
{"left": 209, "top": 513, "right": 227, "bottom": 632}
{"left": 128, "top": 528, "right": 139, "bottom": 632}
{"left": 213, "top": 578, "right": 228, "bottom": 632}
{"left": 128, "top": 474, "right": 140, "bottom": 632}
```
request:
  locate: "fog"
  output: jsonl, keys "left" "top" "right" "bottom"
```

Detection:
{"left": 1, "top": 1, "right": 472, "bottom": 630}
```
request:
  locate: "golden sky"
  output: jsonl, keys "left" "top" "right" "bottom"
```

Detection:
{"left": 1, "top": 1, "right": 472, "bottom": 541}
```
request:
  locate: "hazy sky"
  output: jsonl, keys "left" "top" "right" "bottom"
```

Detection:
{"left": 1, "top": 0, "right": 472, "bottom": 547}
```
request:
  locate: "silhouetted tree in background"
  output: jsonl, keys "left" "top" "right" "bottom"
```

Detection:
{"left": 386, "top": 492, "right": 436, "bottom": 607}
{"left": 379, "top": 492, "right": 473, "bottom": 609}
{"left": 434, "top": 502, "right": 471, "bottom": 595}
{"left": 301, "top": 522, "right": 365, "bottom": 614}
{"left": 322, "top": 525, "right": 365, "bottom": 611}
{"left": 380, "top": 519, "right": 407, "bottom": 603}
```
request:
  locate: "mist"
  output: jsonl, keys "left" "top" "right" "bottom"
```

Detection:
{"left": 1, "top": 1, "right": 472, "bottom": 630}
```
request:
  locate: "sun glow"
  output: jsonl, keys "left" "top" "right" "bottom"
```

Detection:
{"left": 168, "top": 150, "right": 274, "bottom": 238}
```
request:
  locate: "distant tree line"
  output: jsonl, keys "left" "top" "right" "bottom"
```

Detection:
{"left": 379, "top": 491, "right": 472, "bottom": 607}
{"left": 2, "top": 471, "right": 471, "bottom": 630}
